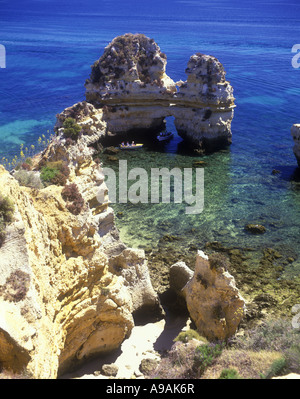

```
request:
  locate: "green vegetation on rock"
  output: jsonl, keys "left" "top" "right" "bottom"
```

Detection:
{"left": 40, "top": 161, "right": 70, "bottom": 186}
{"left": 62, "top": 117, "right": 81, "bottom": 141}
{"left": 218, "top": 368, "right": 242, "bottom": 379}
{"left": 174, "top": 329, "right": 208, "bottom": 344}
{"left": 0, "top": 194, "right": 14, "bottom": 246}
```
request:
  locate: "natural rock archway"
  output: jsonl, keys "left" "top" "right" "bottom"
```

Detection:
{"left": 82, "top": 33, "right": 235, "bottom": 152}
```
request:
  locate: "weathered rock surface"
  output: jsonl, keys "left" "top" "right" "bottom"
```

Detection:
{"left": 74, "top": 33, "right": 234, "bottom": 152}
{"left": 174, "top": 53, "right": 235, "bottom": 150}
{"left": 101, "top": 363, "right": 119, "bottom": 377}
{"left": 183, "top": 251, "right": 245, "bottom": 341}
{"left": 169, "top": 261, "right": 194, "bottom": 296}
{"left": 0, "top": 125, "right": 161, "bottom": 378}
{"left": 85, "top": 33, "right": 176, "bottom": 134}
{"left": 291, "top": 124, "right": 300, "bottom": 166}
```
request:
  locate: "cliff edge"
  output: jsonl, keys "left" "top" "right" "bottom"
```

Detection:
{"left": 0, "top": 126, "right": 161, "bottom": 378}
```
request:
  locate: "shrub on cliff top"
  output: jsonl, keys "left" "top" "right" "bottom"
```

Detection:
{"left": 232, "top": 318, "right": 300, "bottom": 374}
{"left": 62, "top": 117, "right": 81, "bottom": 141}
{"left": 0, "top": 195, "right": 14, "bottom": 223}
{"left": 61, "top": 183, "right": 84, "bottom": 215}
{"left": 40, "top": 161, "right": 70, "bottom": 186}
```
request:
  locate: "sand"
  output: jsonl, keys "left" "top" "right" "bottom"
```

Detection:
{"left": 62, "top": 314, "right": 190, "bottom": 379}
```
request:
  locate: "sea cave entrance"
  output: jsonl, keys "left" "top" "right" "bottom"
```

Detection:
{"left": 98, "top": 114, "right": 184, "bottom": 154}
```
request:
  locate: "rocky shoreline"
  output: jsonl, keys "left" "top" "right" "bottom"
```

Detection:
{"left": 0, "top": 33, "right": 299, "bottom": 380}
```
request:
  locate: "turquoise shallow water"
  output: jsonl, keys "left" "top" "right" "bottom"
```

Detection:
{"left": 103, "top": 124, "right": 300, "bottom": 280}
{"left": 1, "top": 0, "right": 300, "bottom": 279}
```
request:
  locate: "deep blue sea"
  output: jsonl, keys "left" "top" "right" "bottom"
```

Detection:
{"left": 1, "top": 0, "right": 300, "bottom": 279}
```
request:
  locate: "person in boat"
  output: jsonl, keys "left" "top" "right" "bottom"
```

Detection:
{"left": 131, "top": 141, "right": 135, "bottom": 146}
{"left": 121, "top": 142, "right": 125, "bottom": 146}
{"left": 126, "top": 142, "right": 130, "bottom": 146}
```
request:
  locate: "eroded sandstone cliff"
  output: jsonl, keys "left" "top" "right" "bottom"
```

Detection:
{"left": 0, "top": 33, "right": 237, "bottom": 378}
{"left": 0, "top": 126, "right": 161, "bottom": 378}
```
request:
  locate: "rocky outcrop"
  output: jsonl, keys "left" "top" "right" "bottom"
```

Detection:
{"left": 174, "top": 53, "right": 234, "bottom": 150}
{"left": 0, "top": 34, "right": 236, "bottom": 379}
{"left": 85, "top": 33, "right": 176, "bottom": 134}
{"left": 0, "top": 125, "right": 161, "bottom": 378}
{"left": 169, "top": 261, "right": 194, "bottom": 297}
{"left": 291, "top": 124, "right": 300, "bottom": 166}
{"left": 81, "top": 33, "right": 235, "bottom": 152}
{"left": 86, "top": 33, "right": 176, "bottom": 104}
{"left": 182, "top": 251, "right": 245, "bottom": 341}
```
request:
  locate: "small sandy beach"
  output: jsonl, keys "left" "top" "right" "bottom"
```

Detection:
{"left": 62, "top": 314, "right": 190, "bottom": 379}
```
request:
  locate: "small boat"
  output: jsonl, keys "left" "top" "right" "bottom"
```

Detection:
{"left": 119, "top": 143, "right": 143, "bottom": 150}
{"left": 157, "top": 131, "right": 174, "bottom": 141}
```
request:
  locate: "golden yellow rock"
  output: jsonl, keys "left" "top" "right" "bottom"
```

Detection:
{"left": 0, "top": 147, "right": 159, "bottom": 378}
{"left": 183, "top": 251, "right": 245, "bottom": 341}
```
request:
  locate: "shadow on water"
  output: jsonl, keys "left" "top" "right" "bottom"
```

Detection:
{"left": 270, "top": 164, "right": 300, "bottom": 182}
{"left": 290, "top": 166, "right": 300, "bottom": 182}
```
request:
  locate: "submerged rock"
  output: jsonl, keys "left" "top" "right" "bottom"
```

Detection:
{"left": 245, "top": 224, "right": 266, "bottom": 234}
{"left": 103, "top": 146, "right": 119, "bottom": 155}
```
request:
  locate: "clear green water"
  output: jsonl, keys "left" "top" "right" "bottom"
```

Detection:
{"left": 102, "top": 119, "right": 300, "bottom": 282}
{"left": 1, "top": 0, "right": 300, "bottom": 288}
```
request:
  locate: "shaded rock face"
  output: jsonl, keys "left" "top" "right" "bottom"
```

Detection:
{"left": 82, "top": 33, "right": 235, "bottom": 152}
{"left": 0, "top": 124, "right": 161, "bottom": 378}
{"left": 183, "top": 251, "right": 245, "bottom": 341}
{"left": 291, "top": 124, "right": 300, "bottom": 166}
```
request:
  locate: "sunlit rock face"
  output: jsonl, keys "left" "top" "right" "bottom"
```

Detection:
{"left": 174, "top": 53, "right": 235, "bottom": 151}
{"left": 85, "top": 33, "right": 176, "bottom": 133}
{"left": 0, "top": 123, "right": 162, "bottom": 378}
{"left": 86, "top": 33, "right": 176, "bottom": 102}
{"left": 182, "top": 251, "right": 245, "bottom": 341}
{"left": 83, "top": 33, "right": 235, "bottom": 152}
